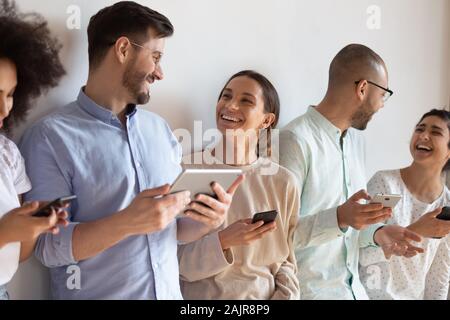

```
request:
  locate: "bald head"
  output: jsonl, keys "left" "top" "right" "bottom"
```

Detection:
{"left": 328, "top": 44, "right": 386, "bottom": 90}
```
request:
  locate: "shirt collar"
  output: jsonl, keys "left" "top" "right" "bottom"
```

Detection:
{"left": 306, "top": 106, "right": 347, "bottom": 142}
{"left": 77, "top": 88, "right": 137, "bottom": 125}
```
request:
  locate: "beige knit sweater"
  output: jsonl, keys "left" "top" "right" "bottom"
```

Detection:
{"left": 178, "top": 152, "right": 300, "bottom": 300}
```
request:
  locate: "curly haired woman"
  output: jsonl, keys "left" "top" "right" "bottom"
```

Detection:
{"left": 0, "top": 0, "right": 67, "bottom": 300}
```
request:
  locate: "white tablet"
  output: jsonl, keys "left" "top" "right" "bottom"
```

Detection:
{"left": 171, "top": 168, "right": 243, "bottom": 198}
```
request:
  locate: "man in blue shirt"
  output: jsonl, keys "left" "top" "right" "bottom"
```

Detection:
{"left": 20, "top": 1, "right": 242, "bottom": 300}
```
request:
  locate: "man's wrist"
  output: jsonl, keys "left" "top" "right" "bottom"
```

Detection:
{"left": 336, "top": 205, "right": 348, "bottom": 230}
{"left": 110, "top": 209, "right": 135, "bottom": 238}
{"left": 373, "top": 225, "right": 386, "bottom": 246}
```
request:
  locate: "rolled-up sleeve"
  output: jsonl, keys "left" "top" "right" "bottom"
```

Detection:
{"left": 19, "top": 123, "right": 77, "bottom": 268}
{"left": 34, "top": 223, "right": 79, "bottom": 267}
{"left": 359, "top": 223, "right": 384, "bottom": 248}
{"left": 294, "top": 206, "right": 347, "bottom": 249}
{"left": 280, "top": 130, "right": 346, "bottom": 249}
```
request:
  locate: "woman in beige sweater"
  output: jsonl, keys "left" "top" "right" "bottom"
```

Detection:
{"left": 178, "top": 70, "right": 300, "bottom": 300}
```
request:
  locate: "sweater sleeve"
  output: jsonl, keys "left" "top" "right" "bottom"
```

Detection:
{"left": 271, "top": 177, "right": 301, "bottom": 300}
{"left": 178, "top": 231, "right": 234, "bottom": 282}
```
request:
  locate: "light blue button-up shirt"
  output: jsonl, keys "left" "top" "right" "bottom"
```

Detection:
{"left": 280, "top": 107, "right": 379, "bottom": 300}
{"left": 19, "top": 89, "right": 183, "bottom": 300}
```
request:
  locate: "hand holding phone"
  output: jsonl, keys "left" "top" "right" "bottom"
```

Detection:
{"left": 32, "top": 195, "right": 77, "bottom": 218}
{"left": 408, "top": 207, "right": 450, "bottom": 239}
{"left": 370, "top": 194, "right": 402, "bottom": 209}
{"left": 436, "top": 207, "right": 450, "bottom": 221}
{"left": 218, "top": 217, "right": 277, "bottom": 250}
{"left": 252, "top": 210, "right": 278, "bottom": 225}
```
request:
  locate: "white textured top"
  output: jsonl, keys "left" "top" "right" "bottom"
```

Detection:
{"left": 359, "top": 169, "right": 450, "bottom": 300}
{"left": 0, "top": 134, "right": 31, "bottom": 285}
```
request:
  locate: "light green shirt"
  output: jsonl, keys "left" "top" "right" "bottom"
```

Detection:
{"left": 280, "top": 106, "right": 379, "bottom": 300}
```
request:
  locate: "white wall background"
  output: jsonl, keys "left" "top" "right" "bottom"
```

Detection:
{"left": 6, "top": 0, "right": 450, "bottom": 299}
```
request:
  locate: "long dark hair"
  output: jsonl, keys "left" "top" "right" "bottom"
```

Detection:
{"left": 417, "top": 109, "right": 450, "bottom": 171}
{"left": 218, "top": 70, "right": 280, "bottom": 157}
{"left": 0, "top": 0, "right": 65, "bottom": 134}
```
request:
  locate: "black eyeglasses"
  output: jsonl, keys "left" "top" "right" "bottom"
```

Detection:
{"left": 355, "top": 80, "right": 394, "bottom": 102}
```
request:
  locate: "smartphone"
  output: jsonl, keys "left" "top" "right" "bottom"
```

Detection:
{"left": 370, "top": 194, "right": 402, "bottom": 209}
{"left": 32, "top": 195, "right": 77, "bottom": 218}
{"left": 437, "top": 207, "right": 450, "bottom": 221}
{"left": 252, "top": 210, "right": 278, "bottom": 225}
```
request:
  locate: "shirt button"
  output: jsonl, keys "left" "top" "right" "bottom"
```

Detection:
{"left": 137, "top": 162, "right": 142, "bottom": 168}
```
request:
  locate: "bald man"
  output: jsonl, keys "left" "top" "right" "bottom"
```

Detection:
{"left": 280, "top": 44, "right": 423, "bottom": 300}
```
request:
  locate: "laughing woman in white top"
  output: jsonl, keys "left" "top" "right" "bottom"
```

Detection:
{"left": 359, "top": 109, "right": 450, "bottom": 300}
{"left": 0, "top": 1, "right": 67, "bottom": 300}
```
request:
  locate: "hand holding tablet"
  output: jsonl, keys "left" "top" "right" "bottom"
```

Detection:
{"left": 171, "top": 169, "right": 243, "bottom": 199}
{"left": 171, "top": 169, "right": 244, "bottom": 229}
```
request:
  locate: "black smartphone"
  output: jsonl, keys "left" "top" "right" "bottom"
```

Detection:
{"left": 437, "top": 207, "right": 450, "bottom": 221}
{"left": 252, "top": 210, "right": 278, "bottom": 225}
{"left": 32, "top": 195, "right": 77, "bottom": 218}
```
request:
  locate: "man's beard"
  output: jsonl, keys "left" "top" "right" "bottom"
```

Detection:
{"left": 122, "top": 59, "right": 151, "bottom": 105}
{"left": 351, "top": 103, "right": 375, "bottom": 131}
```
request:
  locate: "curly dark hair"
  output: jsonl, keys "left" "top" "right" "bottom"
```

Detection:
{"left": 0, "top": 0, "right": 65, "bottom": 133}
